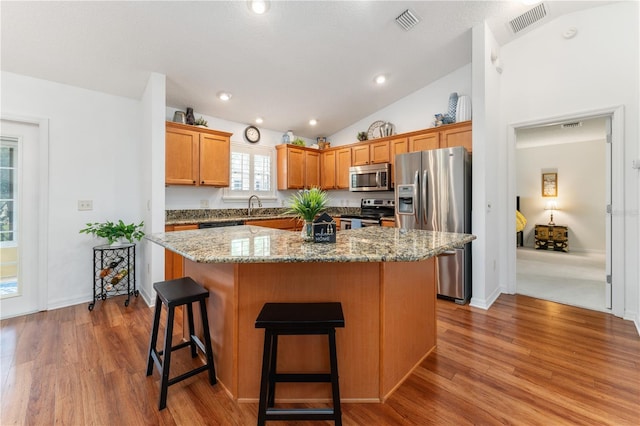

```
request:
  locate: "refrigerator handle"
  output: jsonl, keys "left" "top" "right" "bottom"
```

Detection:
{"left": 422, "top": 170, "right": 428, "bottom": 226}
{"left": 413, "top": 170, "right": 419, "bottom": 223}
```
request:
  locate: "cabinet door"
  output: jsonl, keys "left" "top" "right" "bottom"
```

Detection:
{"left": 390, "top": 137, "right": 408, "bottom": 185}
{"left": 305, "top": 151, "right": 320, "bottom": 188}
{"left": 166, "top": 127, "right": 199, "bottom": 185}
{"left": 551, "top": 226, "right": 567, "bottom": 241}
{"left": 352, "top": 144, "right": 370, "bottom": 166}
{"left": 409, "top": 132, "right": 439, "bottom": 152}
{"left": 199, "top": 133, "right": 230, "bottom": 186}
{"left": 536, "top": 225, "right": 550, "bottom": 240}
{"left": 336, "top": 148, "right": 351, "bottom": 189}
{"left": 370, "top": 140, "right": 390, "bottom": 164}
{"left": 440, "top": 123, "right": 472, "bottom": 152}
{"left": 321, "top": 150, "right": 336, "bottom": 189}
{"left": 285, "top": 147, "right": 305, "bottom": 189}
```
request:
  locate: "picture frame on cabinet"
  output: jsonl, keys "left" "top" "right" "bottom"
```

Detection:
{"left": 542, "top": 172, "right": 557, "bottom": 197}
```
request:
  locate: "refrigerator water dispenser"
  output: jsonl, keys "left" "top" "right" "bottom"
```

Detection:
{"left": 396, "top": 184, "right": 416, "bottom": 215}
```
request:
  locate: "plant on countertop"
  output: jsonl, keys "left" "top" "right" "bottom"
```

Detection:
{"left": 79, "top": 220, "right": 145, "bottom": 245}
{"left": 194, "top": 117, "right": 208, "bottom": 127}
{"left": 287, "top": 187, "right": 329, "bottom": 222}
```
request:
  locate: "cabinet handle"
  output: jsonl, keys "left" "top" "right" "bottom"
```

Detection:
{"left": 201, "top": 181, "right": 205, "bottom": 184}
{"left": 192, "top": 180, "right": 196, "bottom": 184}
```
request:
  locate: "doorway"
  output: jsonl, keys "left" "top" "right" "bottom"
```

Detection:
{"left": 513, "top": 116, "right": 611, "bottom": 312}
{"left": 0, "top": 118, "right": 48, "bottom": 319}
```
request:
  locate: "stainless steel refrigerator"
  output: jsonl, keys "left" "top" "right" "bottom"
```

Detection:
{"left": 395, "top": 146, "right": 471, "bottom": 303}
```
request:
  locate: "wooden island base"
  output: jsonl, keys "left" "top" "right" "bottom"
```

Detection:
{"left": 184, "top": 258, "right": 436, "bottom": 403}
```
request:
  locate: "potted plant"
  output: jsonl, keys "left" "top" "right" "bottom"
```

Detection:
{"left": 287, "top": 188, "right": 329, "bottom": 241}
{"left": 194, "top": 117, "right": 208, "bottom": 127}
{"left": 80, "top": 220, "right": 145, "bottom": 246}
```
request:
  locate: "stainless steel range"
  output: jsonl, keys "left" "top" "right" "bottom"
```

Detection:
{"left": 340, "top": 198, "right": 395, "bottom": 230}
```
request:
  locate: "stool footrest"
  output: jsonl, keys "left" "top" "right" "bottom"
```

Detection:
{"left": 274, "top": 373, "right": 332, "bottom": 383}
{"left": 265, "top": 408, "right": 336, "bottom": 421}
{"left": 168, "top": 364, "right": 210, "bottom": 386}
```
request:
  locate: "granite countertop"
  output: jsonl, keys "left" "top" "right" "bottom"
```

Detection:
{"left": 165, "top": 207, "right": 359, "bottom": 226}
{"left": 146, "top": 225, "right": 476, "bottom": 264}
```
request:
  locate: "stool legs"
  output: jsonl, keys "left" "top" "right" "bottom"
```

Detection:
{"left": 146, "top": 294, "right": 163, "bottom": 376}
{"left": 257, "top": 329, "right": 273, "bottom": 426}
{"left": 199, "top": 299, "right": 217, "bottom": 385}
{"left": 328, "top": 329, "right": 342, "bottom": 426}
{"left": 158, "top": 303, "right": 176, "bottom": 410}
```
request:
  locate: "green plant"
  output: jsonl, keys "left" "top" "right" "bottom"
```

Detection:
{"left": 292, "top": 138, "right": 306, "bottom": 146}
{"left": 80, "top": 220, "right": 145, "bottom": 244}
{"left": 194, "top": 117, "right": 208, "bottom": 127}
{"left": 286, "top": 187, "right": 329, "bottom": 222}
{"left": 357, "top": 131, "right": 368, "bottom": 141}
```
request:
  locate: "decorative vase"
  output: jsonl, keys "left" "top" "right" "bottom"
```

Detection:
{"left": 447, "top": 92, "right": 458, "bottom": 123}
{"left": 185, "top": 107, "right": 195, "bottom": 125}
{"left": 282, "top": 132, "right": 290, "bottom": 144}
{"left": 300, "top": 221, "right": 314, "bottom": 242}
{"left": 455, "top": 95, "right": 472, "bottom": 122}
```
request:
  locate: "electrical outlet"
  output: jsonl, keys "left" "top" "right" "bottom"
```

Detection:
{"left": 78, "top": 200, "right": 93, "bottom": 211}
{"left": 200, "top": 200, "right": 209, "bottom": 208}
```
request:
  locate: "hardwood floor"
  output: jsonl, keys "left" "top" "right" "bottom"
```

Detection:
{"left": 2, "top": 294, "right": 638, "bottom": 425}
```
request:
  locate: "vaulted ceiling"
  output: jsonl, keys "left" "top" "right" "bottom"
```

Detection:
{"left": 1, "top": 1, "right": 612, "bottom": 138}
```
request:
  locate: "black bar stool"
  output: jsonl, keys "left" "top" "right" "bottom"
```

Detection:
{"left": 146, "top": 277, "right": 217, "bottom": 410}
{"left": 255, "top": 302, "right": 345, "bottom": 426}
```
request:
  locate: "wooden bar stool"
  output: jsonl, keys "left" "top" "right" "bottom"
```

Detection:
{"left": 255, "top": 302, "right": 345, "bottom": 425}
{"left": 146, "top": 277, "right": 217, "bottom": 410}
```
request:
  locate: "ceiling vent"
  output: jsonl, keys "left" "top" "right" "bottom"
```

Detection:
{"left": 509, "top": 3, "right": 547, "bottom": 34}
{"left": 561, "top": 121, "right": 583, "bottom": 129}
{"left": 395, "top": 9, "right": 420, "bottom": 31}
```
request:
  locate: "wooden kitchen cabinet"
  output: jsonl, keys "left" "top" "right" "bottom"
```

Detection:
{"left": 164, "top": 224, "right": 198, "bottom": 280}
{"left": 440, "top": 121, "right": 472, "bottom": 152}
{"left": 305, "top": 150, "right": 320, "bottom": 188}
{"left": 409, "top": 132, "right": 440, "bottom": 152}
{"left": 276, "top": 144, "right": 320, "bottom": 190}
{"left": 321, "top": 149, "right": 337, "bottom": 189}
{"left": 370, "top": 140, "right": 390, "bottom": 164}
{"left": 336, "top": 147, "right": 351, "bottom": 189}
{"left": 245, "top": 217, "right": 303, "bottom": 231}
{"left": 165, "top": 122, "right": 232, "bottom": 186}
{"left": 351, "top": 144, "right": 371, "bottom": 166}
{"left": 390, "top": 137, "right": 408, "bottom": 185}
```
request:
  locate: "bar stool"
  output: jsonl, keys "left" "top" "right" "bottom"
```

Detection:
{"left": 255, "top": 302, "right": 345, "bottom": 425}
{"left": 146, "top": 277, "right": 217, "bottom": 410}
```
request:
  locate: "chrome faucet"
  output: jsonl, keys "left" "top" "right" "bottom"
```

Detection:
{"left": 248, "top": 195, "right": 262, "bottom": 216}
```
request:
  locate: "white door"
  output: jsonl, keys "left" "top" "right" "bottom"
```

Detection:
{"left": 0, "top": 119, "right": 43, "bottom": 318}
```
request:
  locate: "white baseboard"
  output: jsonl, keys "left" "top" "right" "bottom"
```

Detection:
{"left": 469, "top": 286, "right": 502, "bottom": 310}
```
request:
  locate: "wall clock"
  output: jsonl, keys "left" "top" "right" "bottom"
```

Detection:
{"left": 244, "top": 125, "right": 261, "bottom": 143}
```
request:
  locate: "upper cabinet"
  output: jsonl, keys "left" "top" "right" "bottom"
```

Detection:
{"left": 351, "top": 140, "right": 390, "bottom": 166}
{"left": 408, "top": 121, "right": 472, "bottom": 153}
{"left": 335, "top": 147, "right": 351, "bottom": 189}
{"left": 276, "top": 145, "right": 320, "bottom": 190}
{"left": 320, "top": 149, "right": 337, "bottom": 190}
{"left": 165, "top": 122, "right": 232, "bottom": 186}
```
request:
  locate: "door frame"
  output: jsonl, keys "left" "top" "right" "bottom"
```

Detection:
{"left": 506, "top": 106, "right": 624, "bottom": 317}
{"left": 0, "top": 114, "right": 49, "bottom": 317}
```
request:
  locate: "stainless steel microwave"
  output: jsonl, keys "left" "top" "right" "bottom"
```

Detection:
{"left": 349, "top": 163, "right": 392, "bottom": 192}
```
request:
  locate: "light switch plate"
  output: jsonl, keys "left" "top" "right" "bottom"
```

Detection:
{"left": 78, "top": 200, "right": 93, "bottom": 211}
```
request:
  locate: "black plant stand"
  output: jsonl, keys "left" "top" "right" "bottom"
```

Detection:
{"left": 89, "top": 243, "right": 138, "bottom": 311}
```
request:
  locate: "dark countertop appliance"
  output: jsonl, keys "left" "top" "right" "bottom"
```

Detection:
{"left": 340, "top": 198, "right": 395, "bottom": 230}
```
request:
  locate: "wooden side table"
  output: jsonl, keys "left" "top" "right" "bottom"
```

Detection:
{"left": 534, "top": 224, "right": 569, "bottom": 252}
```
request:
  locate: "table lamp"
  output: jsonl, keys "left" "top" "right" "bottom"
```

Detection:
{"left": 545, "top": 200, "right": 558, "bottom": 225}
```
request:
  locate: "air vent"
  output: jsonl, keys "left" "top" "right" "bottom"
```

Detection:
{"left": 395, "top": 9, "right": 420, "bottom": 31}
{"left": 561, "top": 122, "right": 583, "bottom": 129}
{"left": 509, "top": 3, "right": 547, "bottom": 33}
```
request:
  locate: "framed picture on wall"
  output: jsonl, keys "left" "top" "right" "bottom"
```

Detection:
{"left": 542, "top": 172, "right": 557, "bottom": 197}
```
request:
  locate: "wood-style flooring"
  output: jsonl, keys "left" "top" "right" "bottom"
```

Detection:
{"left": 1, "top": 294, "right": 639, "bottom": 425}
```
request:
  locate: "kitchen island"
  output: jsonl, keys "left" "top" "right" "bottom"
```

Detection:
{"left": 146, "top": 226, "right": 475, "bottom": 403}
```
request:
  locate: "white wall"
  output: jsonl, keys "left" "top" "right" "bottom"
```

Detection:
{"left": 1, "top": 71, "right": 145, "bottom": 309}
{"left": 516, "top": 138, "right": 606, "bottom": 252}
{"left": 500, "top": 2, "right": 639, "bottom": 320}
{"left": 330, "top": 64, "right": 472, "bottom": 146}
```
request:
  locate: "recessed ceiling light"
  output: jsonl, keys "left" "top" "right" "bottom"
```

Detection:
{"left": 217, "top": 92, "right": 232, "bottom": 101}
{"left": 374, "top": 75, "right": 386, "bottom": 85}
{"left": 309, "top": 119, "right": 318, "bottom": 126}
{"left": 255, "top": 117, "right": 264, "bottom": 124}
{"left": 248, "top": 0, "right": 269, "bottom": 14}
